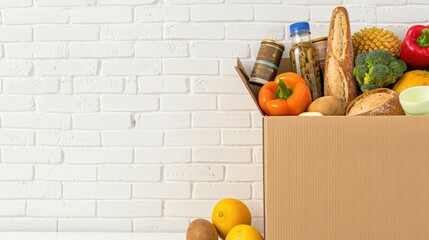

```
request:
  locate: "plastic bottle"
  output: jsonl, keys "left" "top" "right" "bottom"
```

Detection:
{"left": 289, "top": 22, "right": 322, "bottom": 100}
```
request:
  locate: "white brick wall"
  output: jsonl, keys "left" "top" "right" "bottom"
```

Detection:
{"left": 0, "top": 0, "right": 424, "bottom": 233}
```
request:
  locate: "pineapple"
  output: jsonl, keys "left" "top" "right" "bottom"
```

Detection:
{"left": 352, "top": 27, "right": 402, "bottom": 57}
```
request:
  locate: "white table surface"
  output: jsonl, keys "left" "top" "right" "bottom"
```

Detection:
{"left": 0, "top": 232, "right": 186, "bottom": 240}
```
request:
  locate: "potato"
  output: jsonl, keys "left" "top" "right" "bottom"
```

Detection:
{"left": 186, "top": 219, "right": 218, "bottom": 240}
{"left": 307, "top": 96, "right": 345, "bottom": 115}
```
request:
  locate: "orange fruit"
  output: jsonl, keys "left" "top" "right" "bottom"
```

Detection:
{"left": 225, "top": 224, "right": 264, "bottom": 240}
{"left": 212, "top": 198, "right": 252, "bottom": 239}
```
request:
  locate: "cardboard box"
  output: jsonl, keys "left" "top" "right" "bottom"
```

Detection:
{"left": 235, "top": 58, "right": 429, "bottom": 240}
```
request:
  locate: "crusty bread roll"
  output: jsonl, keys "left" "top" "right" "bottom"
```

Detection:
{"left": 346, "top": 88, "right": 405, "bottom": 116}
{"left": 324, "top": 6, "right": 357, "bottom": 106}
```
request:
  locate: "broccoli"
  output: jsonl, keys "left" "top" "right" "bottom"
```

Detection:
{"left": 353, "top": 49, "right": 407, "bottom": 92}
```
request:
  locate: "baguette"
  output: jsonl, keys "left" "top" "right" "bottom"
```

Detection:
{"left": 324, "top": 6, "right": 357, "bottom": 106}
{"left": 346, "top": 88, "right": 405, "bottom": 116}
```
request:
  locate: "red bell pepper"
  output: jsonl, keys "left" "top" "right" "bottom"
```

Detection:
{"left": 400, "top": 25, "right": 429, "bottom": 69}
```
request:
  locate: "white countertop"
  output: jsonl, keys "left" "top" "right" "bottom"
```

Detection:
{"left": 0, "top": 232, "right": 186, "bottom": 240}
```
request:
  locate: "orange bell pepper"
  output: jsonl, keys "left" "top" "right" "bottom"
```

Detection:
{"left": 258, "top": 72, "right": 312, "bottom": 116}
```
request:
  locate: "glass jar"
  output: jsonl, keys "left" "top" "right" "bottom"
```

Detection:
{"left": 289, "top": 22, "right": 322, "bottom": 100}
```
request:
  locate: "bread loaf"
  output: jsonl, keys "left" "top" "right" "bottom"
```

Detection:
{"left": 324, "top": 6, "right": 357, "bottom": 106}
{"left": 346, "top": 88, "right": 405, "bottom": 116}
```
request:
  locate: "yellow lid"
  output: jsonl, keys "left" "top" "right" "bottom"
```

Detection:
{"left": 261, "top": 39, "right": 285, "bottom": 49}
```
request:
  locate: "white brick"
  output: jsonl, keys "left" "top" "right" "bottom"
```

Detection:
{"left": 193, "top": 183, "right": 251, "bottom": 199}
{"left": 3, "top": 8, "right": 68, "bottom": 24}
{"left": 165, "top": 0, "right": 222, "bottom": 3}
{"left": 70, "top": 7, "right": 132, "bottom": 23}
{"left": 101, "top": 95, "right": 158, "bottom": 112}
{"left": 193, "top": 112, "right": 250, "bottom": 128}
{"left": 74, "top": 77, "right": 124, "bottom": 93}
{"left": 35, "top": 26, "right": 99, "bottom": 41}
{"left": 6, "top": 43, "right": 68, "bottom": 59}
{"left": 98, "top": 201, "right": 162, "bottom": 217}
{"left": 191, "top": 76, "right": 247, "bottom": 94}
{"left": 226, "top": 165, "right": 263, "bottom": 181}
{"left": 165, "top": 165, "right": 223, "bottom": 181}
{"left": 166, "top": 129, "right": 220, "bottom": 146}
{"left": 102, "top": 24, "right": 162, "bottom": 40}
{"left": 0, "top": 165, "right": 33, "bottom": 180}
{"left": 0, "top": 96, "right": 34, "bottom": 111}
{"left": 37, "top": 130, "right": 100, "bottom": 146}
{"left": 164, "top": 201, "right": 217, "bottom": 217}
{"left": 218, "top": 95, "right": 257, "bottom": 111}
{"left": 102, "top": 59, "right": 161, "bottom": 76}
{"left": 0, "top": 0, "right": 32, "bottom": 7}
{"left": 138, "top": 77, "right": 188, "bottom": 93}
{"left": 135, "top": 148, "right": 191, "bottom": 164}
{"left": 70, "top": 43, "right": 134, "bottom": 58}
{"left": 59, "top": 219, "right": 132, "bottom": 232}
{"left": 252, "top": 112, "right": 262, "bottom": 128}
{"left": 3, "top": 77, "right": 59, "bottom": 94}
{"left": 193, "top": 147, "right": 252, "bottom": 163}
{"left": 253, "top": 182, "right": 263, "bottom": 199}
{"left": 73, "top": 114, "right": 131, "bottom": 130}
{"left": 37, "top": 96, "right": 98, "bottom": 113}
{"left": 377, "top": 7, "right": 429, "bottom": 23}
{"left": 220, "top": 59, "right": 254, "bottom": 76}
{"left": 0, "top": 61, "right": 32, "bottom": 76}
{"left": 63, "top": 183, "right": 131, "bottom": 199}
{"left": 311, "top": 6, "right": 376, "bottom": 23}
{"left": 124, "top": 76, "right": 138, "bottom": 94}
{"left": 0, "top": 201, "right": 26, "bottom": 216}
{"left": 98, "top": 165, "right": 161, "bottom": 182}
{"left": 227, "top": 0, "right": 280, "bottom": 2}
{"left": 134, "top": 219, "right": 189, "bottom": 232}
{"left": 136, "top": 42, "right": 188, "bottom": 58}
{"left": 98, "top": 0, "right": 156, "bottom": 4}
{"left": 253, "top": 147, "right": 263, "bottom": 163}
{"left": 133, "top": 183, "right": 191, "bottom": 199}
{"left": 192, "top": 6, "right": 254, "bottom": 21}
{"left": 61, "top": 77, "right": 76, "bottom": 94}
{"left": 0, "top": 219, "right": 57, "bottom": 232}
{"left": 165, "top": 24, "right": 224, "bottom": 39}
{"left": 0, "top": 182, "right": 61, "bottom": 199}
{"left": 0, "top": 27, "right": 32, "bottom": 42}
{"left": 344, "top": 0, "right": 405, "bottom": 4}
{"left": 35, "top": 60, "right": 98, "bottom": 76}
{"left": 135, "top": 113, "right": 190, "bottom": 130}
{"left": 1, "top": 147, "right": 62, "bottom": 164}
{"left": 244, "top": 200, "right": 263, "bottom": 217}
{"left": 191, "top": 42, "right": 249, "bottom": 58}
{"left": 223, "top": 130, "right": 262, "bottom": 145}
{"left": 2, "top": 113, "right": 70, "bottom": 129}
{"left": 256, "top": 6, "right": 309, "bottom": 21}
{"left": 27, "top": 200, "right": 95, "bottom": 217}
{"left": 227, "top": 24, "right": 284, "bottom": 40}
{"left": 285, "top": 0, "right": 341, "bottom": 3}
{"left": 35, "top": 165, "right": 97, "bottom": 181}
{"left": 165, "top": 59, "right": 218, "bottom": 75}
{"left": 35, "top": 0, "right": 96, "bottom": 6}
{"left": 136, "top": 6, "right": 189, "bottom": 22}
{"left": 64, "top": 148, "right": 133, "bottom": 164}
{"left": 103, "top": 131, "right": 163, "bottom": 147}
{"left": 0, "top": 130, "right": 34, "bottom": 146}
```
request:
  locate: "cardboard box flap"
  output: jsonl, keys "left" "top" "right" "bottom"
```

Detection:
{"left": 234, "top": 58, "right": 265, "bottom": 116}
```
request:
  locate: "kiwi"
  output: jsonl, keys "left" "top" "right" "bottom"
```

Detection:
{"left": 307, "top": 96, "right": 345, "bottom": 115}
{"left": 186, "top": 218, "right": 219, "bottom": 240}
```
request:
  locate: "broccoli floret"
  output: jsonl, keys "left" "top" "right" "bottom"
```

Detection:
{"left": 355, "top": 52, "right": 368, "bottom": 66}
{"left": 352, "top": 50, "right": 407, "bottom": 92}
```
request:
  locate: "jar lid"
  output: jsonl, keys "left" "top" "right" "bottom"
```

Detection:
{"left": 289, "top": 22, "right": 310, "bottom": 35}
{"left": 261, "top": 39, "right": 285, "bottom": 50}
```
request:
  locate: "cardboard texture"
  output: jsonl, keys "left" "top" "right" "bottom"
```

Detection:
{"left": 235, "top": 58, "right": 429, "bottom": 239}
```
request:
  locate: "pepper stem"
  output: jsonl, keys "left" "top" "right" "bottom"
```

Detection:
{"left": 275, "top": 78, "right": 293, "bottom": 100}
{"left": 417, "top": 28, "right": 429, "bottom": 48}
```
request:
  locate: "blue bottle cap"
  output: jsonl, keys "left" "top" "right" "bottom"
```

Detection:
{"left": 289, "top": 22, "right": 310, "bottom": 36}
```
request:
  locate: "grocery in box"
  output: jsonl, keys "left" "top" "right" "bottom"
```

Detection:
{"left": 237, "top": 6, "right": 429, "bottom": 117}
